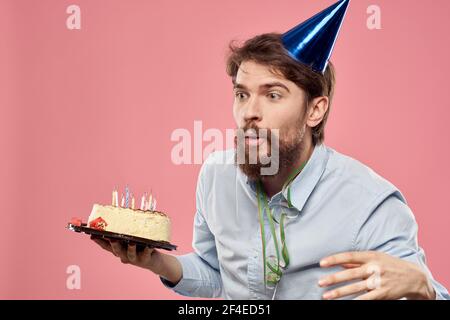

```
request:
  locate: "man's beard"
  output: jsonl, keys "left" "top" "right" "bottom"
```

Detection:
{"left": 234, "top": 122, "right": 306, "bottom": 182}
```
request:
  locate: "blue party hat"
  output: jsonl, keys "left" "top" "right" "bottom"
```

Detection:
{"left": 281, "top": 0, "right": 350, "bottom": 74}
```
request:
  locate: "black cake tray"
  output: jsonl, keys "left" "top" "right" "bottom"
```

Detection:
{"left": 67, "top": 223, "right": 177, "bottom": 251}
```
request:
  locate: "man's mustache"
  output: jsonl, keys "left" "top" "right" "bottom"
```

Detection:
{"left": 235, "top": 125, "right": 279, "bottom": 143}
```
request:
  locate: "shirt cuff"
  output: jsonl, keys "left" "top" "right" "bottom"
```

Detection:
{"left": 158, "top": 254, "right": 201, "bottom": 296}
{"left": 159, "top": 252, "right": 223, "bottom": 298}
{"left": 159, "top": 256, "right": 192, "bottom": 295}
{"left": 431, "top": 280, "right": 450, "bottom": 300}
{"left": 434, "top": 288, "right": 449, "bottom": 300}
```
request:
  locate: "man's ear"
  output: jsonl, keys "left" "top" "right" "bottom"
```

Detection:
{"left": 306, "top": 96, "right": 329, "bottom": 128}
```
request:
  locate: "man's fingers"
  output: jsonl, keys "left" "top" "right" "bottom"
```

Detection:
{"left": 92, "top": 238, "right": 156, "bottom": 266}
{"left": 320, "top": 251, "right": 375, "bottom": 268}
{"left": 110, "top": 241, "right": 129, "bottom": 263}
{"left": 91, "top": 237, "right": 113, "bottom": 253}
{"left": 342, "top": 263, "right": 361, "bottom": 269}
{"left": 354, "top": 290, "right": 380, "bottom": 300}
{"left": 127, "top": 244, "right": 137, "bottom": 262}
{"left": 319, "top": 266, "right": 370, "bottom": 287}
{"left": 141, "top": 247, "right": 154, "bottom": 261}
{"left": 322, "top": 280, "right": 369, "bottom": 300}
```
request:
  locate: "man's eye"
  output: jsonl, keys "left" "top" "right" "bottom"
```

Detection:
{"left": 268, "top": 92, "right": 282, "bottom": 100}
{"left": 235, "top": 92, "right": 248, "bottom": 100}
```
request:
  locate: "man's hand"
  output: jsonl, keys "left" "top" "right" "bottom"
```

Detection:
{"left": 318, "top": 251, "right": 436, "bottom": 300}
{"left": 90, "top": 236, "right": 182, "bottom": 285}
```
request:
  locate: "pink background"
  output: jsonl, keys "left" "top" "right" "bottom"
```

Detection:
{"left": 1, "top": 0, "right": 449, "bottom": 299}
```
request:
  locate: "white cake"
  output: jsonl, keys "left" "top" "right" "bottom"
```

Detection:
{"left": 88, "top": 204, "right": 171, "bottom": 242}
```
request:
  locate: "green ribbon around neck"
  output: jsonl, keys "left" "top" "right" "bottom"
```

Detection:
{"left": 256, "top": 160, "right": 307, "bottom": 288}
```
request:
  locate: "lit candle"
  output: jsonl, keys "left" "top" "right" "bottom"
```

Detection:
{"left": 140, "top": 195, "right": 145, "bottom": 210}
{"left": 125, "top": 185, "right": 129, "bottom": 208}
{"left": 144, "top": 195, "right": 148, "bottom": 211}
{"left": 148, "top": 193, "right": 153, "bottom": 210}
{"left": 147, "top": 193, "right": 152, "bottom": 211}
{"left": 114, "top": 190, "right": 119, "bottom": 207}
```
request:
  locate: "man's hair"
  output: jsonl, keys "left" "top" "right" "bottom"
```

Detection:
{"left": 226, "top": 33, "right": 336, "bottom": 146}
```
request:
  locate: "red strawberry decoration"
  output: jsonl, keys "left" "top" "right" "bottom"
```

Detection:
{"left": 70, "top": 217, "right": 83, "bottom": 226}
{"left": 89, "top": 217, "right": 108, "bottom": 230}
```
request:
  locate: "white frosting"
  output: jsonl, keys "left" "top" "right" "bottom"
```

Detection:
{"left": 88, "top": 204, "right": 171, "bottom": 242}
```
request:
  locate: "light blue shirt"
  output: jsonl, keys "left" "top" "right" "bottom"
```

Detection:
{"left": 161, "top": 143, "right": 449, "bottom": 300}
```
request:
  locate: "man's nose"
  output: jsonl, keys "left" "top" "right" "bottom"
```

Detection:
{"left": 243, "top": 97, "right": 262, "bottom": 123}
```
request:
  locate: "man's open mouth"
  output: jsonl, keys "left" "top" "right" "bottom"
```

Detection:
{"left": 246, "top": 137, "right": 266, "bottom": 146}
{"left": 245, "top": 132, "right": 266, "bottom": 147}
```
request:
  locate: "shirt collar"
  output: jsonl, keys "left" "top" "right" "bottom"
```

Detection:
{"left": 245, "top": 143, "right": 329, "bottom": 212}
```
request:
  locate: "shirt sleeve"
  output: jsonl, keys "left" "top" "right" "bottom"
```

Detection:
{"left": 354, "top": 192, "right": 450, "bottom": 300}
{"left": 160, "top": 155, "right": 223, "bottom": 298}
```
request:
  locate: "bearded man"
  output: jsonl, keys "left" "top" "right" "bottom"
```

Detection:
{"left": 92, "top": 0, "right": 449, "bottom": 300}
